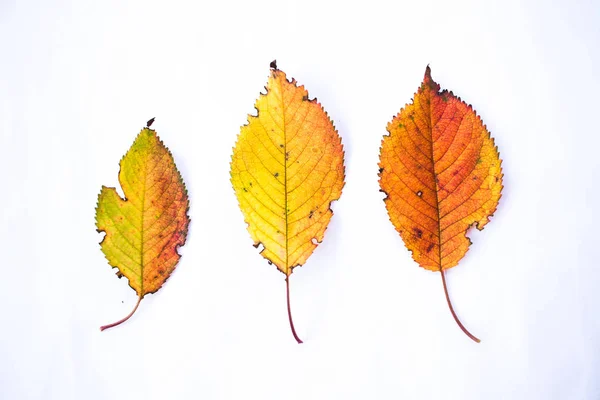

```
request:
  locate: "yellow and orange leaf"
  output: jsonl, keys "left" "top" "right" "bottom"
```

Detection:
{"left": 96, "top": 124, "right": 190, "bottom": 331}
{"left": 379, "top": 66, "right": 503, "bottom": 342}
{"left": 230, "top": 62, "right": 345, "bottom": 343}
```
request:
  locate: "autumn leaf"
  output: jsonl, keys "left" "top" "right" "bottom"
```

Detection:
{"left": 230, "top": 61, "right": 345, "bottom": 343}
{"left": 378, "top": 66, "right": 503, "bottom": 342}
{"left": 95, "top": 123, "right": 190, "bottom": 331}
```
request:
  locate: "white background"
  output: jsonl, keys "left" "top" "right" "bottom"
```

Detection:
{"left": 1, "top": 0, "right": 598, "bottom": 398}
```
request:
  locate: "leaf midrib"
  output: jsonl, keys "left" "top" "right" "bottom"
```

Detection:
{"left": 426, "top": 92, "right": 443, "bottom": 271}
{"left": 276, "top": 74, "right": 290, "bottom": 276}
{"left": 139, "top": 140, "right": 150, "bottom": 293}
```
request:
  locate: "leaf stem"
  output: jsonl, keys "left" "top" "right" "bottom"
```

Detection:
{"left": 100, "top": 295, "right": 142, "bottom": 331}
{"left": 441, "top": 270, "right": 480, "bottom": 343}
{"left": 286, "top": 276, "right": 303, "bottom": 344}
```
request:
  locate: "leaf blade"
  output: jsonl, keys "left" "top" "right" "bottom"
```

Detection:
{"left": 231, "top": 68, "right": 345, "bottom": 276}
{"left": 379, "top": 66, "right": 502, "bottom": 271}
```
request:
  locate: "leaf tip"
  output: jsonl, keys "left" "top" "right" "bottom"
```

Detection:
{"left": 423, "top": 65, "right": 440, "bottom": 91}
{"left": 146, "top": 117, "right": 155, "bottom": 128}
{"left": 270, "top": 59, "right": 277, "bottom": 70}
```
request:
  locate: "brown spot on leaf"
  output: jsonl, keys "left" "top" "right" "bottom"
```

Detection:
{"left": 413, "top": 227, "right": 423, "bottom": 239}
